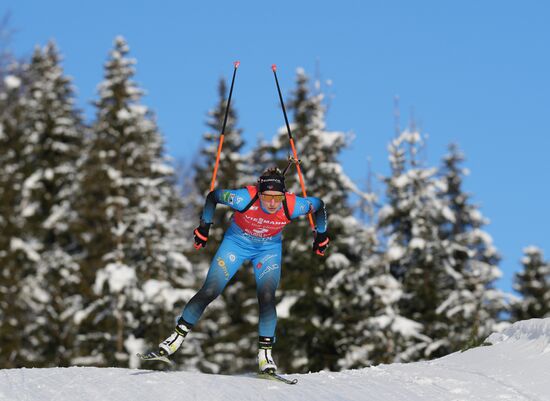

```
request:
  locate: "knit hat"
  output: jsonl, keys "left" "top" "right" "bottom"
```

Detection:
{"left": 258, "top": 169, "right": 286, "bottom": 193}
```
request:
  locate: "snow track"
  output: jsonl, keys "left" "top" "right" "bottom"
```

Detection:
{"left": 1, "top": 318, "right": 549, "bottom": 401}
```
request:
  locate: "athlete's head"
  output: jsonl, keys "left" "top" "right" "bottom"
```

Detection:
{"left": 258, "top": 167, "right": 285, "bottom": 214}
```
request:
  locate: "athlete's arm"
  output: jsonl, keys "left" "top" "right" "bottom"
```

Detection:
{"left": 201, "top": 188, "right": 253, "bottom": 223}
{"left": 291, "top": 196, "right": 328, "bottom": 233}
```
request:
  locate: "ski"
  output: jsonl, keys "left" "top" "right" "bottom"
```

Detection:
{"left": 137, "top": 353, "right": 297, "bottom": 384}
{"left": 137, "top": 351, "right": 174, "bottom": 366}
{"left": 258, "top": 371, "right": 298, "bottom": 385}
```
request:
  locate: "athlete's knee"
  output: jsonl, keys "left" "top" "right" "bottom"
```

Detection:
{"left": 257, "top": 289, "right": 276, "bottom": 307}
{"left": 196, "top": 284, "right": 222, "bottom": 304}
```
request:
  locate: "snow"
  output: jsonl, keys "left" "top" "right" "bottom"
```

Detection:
{"left": 276, "top": 294, "right": 300, "bottom": 319}
{"left": 326, "top": 252, "right": 351, "bottom": 269}
{"left": 151, "top": 162, "right": 174, "bottom": 175}
{"left": 124, "top": 335, "right": 146, "bottom": 369}
{"left": 472, "top": 228, "right": 494, "bottom": 244}
{"left": 392, "top": 174, "right": 409, "bottom": 188}
{"left": 316, "top": 130, "right": 345, "bottom": 148}
{"left": 116, "top": 108, "right": 132, "bottom": 121}
{"left": 523, "top": 245, "right": 542, "bottom": 255}
{"left": 468, "top": 208, "right": 483, "bottom": 223}
{"left": 10, "top": 237, "right": 41, "bottom": 262}
{"left": 377, "top": 204, "right": 393, "bottom": 221}
{"left": 486, "top": 318, "right": 550, "bottom": 346}
{"left": 130, "top": 104, "right": 148, "bottom": 116}
{"left": 387, "top": 245, "right": 405, "bottom": 261}
{"left": 43, "top": 202, "right": 69, "bottom": 230}
{"left": 142, "top": 279, "right": 194, "bottom": 310}
{"left": 94, "top": 262, "right": 137, "bottom": 293}
{"left": 106, "top": 167, "right": 122, "bottom": 181}
{"left": 441, "top": 205, "right": 456, "bottom": 223}
{"left": 4, "top": 74, "right": 21, "bottom": 89}
{"left": 409, "top": 237, "right": 426, "bottom": 250}
{"left": 3, "top": 318, "right": 549, "bottom": 401}
{"left": 391, "top": 316, "right": 426, "bottom": 338}
{"left": 168, "top": 251, "right": 192, "bottom": 270}
{"left": 22, "top": 170, "right": 43, "bottom": 194}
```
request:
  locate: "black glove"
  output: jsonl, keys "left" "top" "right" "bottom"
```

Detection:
{"left": 313, "top": 231, "right": 329, "bottom": 256}
{"left": 193, "top": 220, "right": 211, "bottom": 249}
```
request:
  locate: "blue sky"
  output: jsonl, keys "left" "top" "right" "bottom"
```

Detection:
{"left": 3, "top": 0, "right": 549, "bottom": 293}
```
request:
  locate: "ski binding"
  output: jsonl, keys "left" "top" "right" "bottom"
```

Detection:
{"left": 258, "top": 370, "right": 298, "bottom": 385}
{"left": 137, "top": 351, "right": 174, "bottom": 366}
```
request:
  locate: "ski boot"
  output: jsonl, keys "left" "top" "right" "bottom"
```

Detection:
{"left": 138, "top": 318, "right": 191, "bottom": 364}
{"left": 258, "top": 336, "right": 277, "bottom": 373}
{"left": 159, "top": 317, "right": 191, "bottom": 356}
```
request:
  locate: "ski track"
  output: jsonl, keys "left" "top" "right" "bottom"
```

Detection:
{"left": 438, "top": 365, "right": 536, "bottom": 401}
{"left": 1, "top": 319, "right": 550, "bottom": 401}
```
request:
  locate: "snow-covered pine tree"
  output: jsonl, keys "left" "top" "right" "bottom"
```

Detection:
{"left": 189, "top": 77, "right": 258, "bottom": 373}
{"left": 73, "top": 37, "right": 196, "bottom": 369}
{"left": 0, "top": 62, "right": 38, "bottom": 367}
{"left": 512, "top": 246, "right": 550, "bottom": 320}
{"left": 378, "top": 130, "right": 449, "bottom": 360}
{"left": 15, "top": 43, "right": 85, "bottom": 367}
{"left": 263, "top": 68, "right": 369, "bottom": 372}
{"left": 330, "top": 221, "right": 417, "bottom": 368}
{"left": 333, "top": 168, "right": 431, "bottom": 367}
{"left": 437, "top": 144, "right": 505, "bottom": 350}
{"left": 379, "top": 135, "right": 505, "bottom": 360}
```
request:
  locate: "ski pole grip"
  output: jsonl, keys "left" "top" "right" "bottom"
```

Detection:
{"left": 234, "top": 61, "right": 240, "bottom": 68}
{"left": 272, "top": 64, "right": 277, "bottom": 72}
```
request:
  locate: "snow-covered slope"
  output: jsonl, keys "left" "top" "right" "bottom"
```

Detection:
{"left": 1, "top": 319, "right": 549, "bottom": 401}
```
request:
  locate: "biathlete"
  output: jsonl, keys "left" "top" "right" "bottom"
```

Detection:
{"left": 145, "top": 167, "right": 329, "bottom": 373}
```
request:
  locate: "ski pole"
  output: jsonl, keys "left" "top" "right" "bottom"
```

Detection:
{"left": 210, "top": 61, "right": 240, "bottom": 192}
{"left": 272, "top": 64, "right": 316, "bottom": 230}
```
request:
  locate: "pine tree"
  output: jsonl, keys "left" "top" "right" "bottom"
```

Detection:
{"left": 335, "top": 157, "right": 424, "bottom": 367}
{"left": 16, "top": 42, "right": 85, "bottom": 367}
{"left": 378, "top": 130, "right": 449, "bottom": 360}
{"left": 437, "top": 144, "right": 505, "bottom": 351}
{"left": 73, "top": 37, "right": 196, "bottom": 368}
{"left": 512, "top": 246, "right": 550, "bottom": 321}
{"left": 379, "top": 135, "right": 505, "bottom": 361}
{"left": 331, "top": 223, "right": 418, "bottom": 368}
{"left": 0, "top": 61, "right": 36, "bottom": 367}
{"left": 0, "top": 44, "right": 84, "bottom": 367}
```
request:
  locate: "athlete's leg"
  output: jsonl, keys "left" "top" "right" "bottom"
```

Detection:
{"left": 181, "top": 236, "right": 247, "bottom": 326}
{"left": 252, "top": 244, "right": 282, "bottom": 339}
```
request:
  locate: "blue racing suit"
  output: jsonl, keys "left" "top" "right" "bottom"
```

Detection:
{"left": 180, "top": 187, "right": 327, "bottom": 339}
